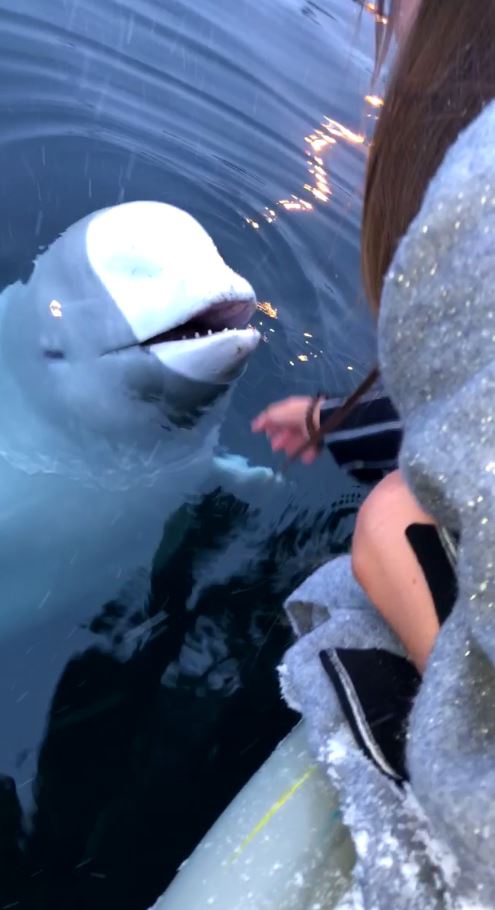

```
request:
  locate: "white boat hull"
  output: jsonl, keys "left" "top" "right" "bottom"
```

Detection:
{"left": 154, "top": 722, "right": 354, "bottom": 910}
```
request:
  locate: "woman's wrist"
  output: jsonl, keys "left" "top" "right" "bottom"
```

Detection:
{"left": 305, "top": 395, "right": 327, "bottom": 442}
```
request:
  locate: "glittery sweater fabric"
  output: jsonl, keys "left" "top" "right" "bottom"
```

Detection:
{"left": 280, "top": 100, "right": 495, "bottom": 908}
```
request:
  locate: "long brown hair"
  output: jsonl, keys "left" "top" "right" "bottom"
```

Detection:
{"left": 312, "top": 1, "right": 495, "bottom": 452}
{"left": 363, "top": 0, "right": 495, "bottom": 311}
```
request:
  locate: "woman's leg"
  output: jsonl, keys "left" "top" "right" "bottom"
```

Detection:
{"left": 351, "top": 470, "right": 440, "bottom": 673}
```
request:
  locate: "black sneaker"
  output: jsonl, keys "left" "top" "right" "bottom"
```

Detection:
{"left": 319, "top": 647, "right": 421, "bottom": 783}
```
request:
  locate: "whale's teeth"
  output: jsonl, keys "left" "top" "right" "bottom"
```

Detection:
{"left": 194, "top": 332, "right": 200, "bottom": 339}
{"left": 223, "top": 327, "right": 229, "bottom": 332}
{"left": 207, "top": 329, "right": 212, "bottom": 336}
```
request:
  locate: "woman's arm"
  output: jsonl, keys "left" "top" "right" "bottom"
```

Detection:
{"left": 252, "top": 389, "right": 402, "bottom": 482}
{"left": 321, "top": 390, "right": 402, "bottom": 484}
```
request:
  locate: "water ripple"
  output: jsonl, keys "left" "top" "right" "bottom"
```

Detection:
{"left": 0, "top": 0, "right": 378, "bottom": 383}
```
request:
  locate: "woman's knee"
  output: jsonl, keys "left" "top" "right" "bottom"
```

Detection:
{"left": 351, "top": 502, "right": 380, "bottom": 591}
{"left": 351, "top": 470, "right": 434, "bottom": 589}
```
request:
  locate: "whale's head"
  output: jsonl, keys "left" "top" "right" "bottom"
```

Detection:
{"left": 1, "top": 201, "right": 260, "bottom": 461}
{"left": 84, "top": 201, "right": 260, "bottom": 387}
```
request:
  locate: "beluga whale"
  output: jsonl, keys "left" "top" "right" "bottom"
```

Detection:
{"left": 0, "top": 200, "right": 264, "bottom": 788}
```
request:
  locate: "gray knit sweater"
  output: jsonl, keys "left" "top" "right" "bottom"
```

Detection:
{"left": 280, "top": 99, "right": 495, "bottom": 908}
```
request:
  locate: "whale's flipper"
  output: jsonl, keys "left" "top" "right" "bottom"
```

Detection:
{"left": 212, "top": 452, "right": 278, "bottom": 502}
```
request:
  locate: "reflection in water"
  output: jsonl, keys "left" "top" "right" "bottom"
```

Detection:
{"left": 241, "top": 3, "right": 387, "bottom": 380}
{"left": 242, "top": 0, "right": 386, "bottom": 234}
{"left": 2, "top": 489, "right": 360, "bottom": 910}
{"left": 244, "top": 113, "right": 366, "bottom": 227}
{"left": 243, "top": 107, "right": 370, "bottom": 376}
{"left": 304, "top": 116, "right": 365, "bottom": 204}
{"left": 365, "top": 1, "right": 389, "bottom": 25}
{"left": 257, "top": 301, "right": 278, "bottom": 319}
{"left": 365, "top": 93, "right": 385, "bottom": 108}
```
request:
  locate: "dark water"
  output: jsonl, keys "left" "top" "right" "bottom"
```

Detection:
{"left": 0, "top": 1, "right": 378, "bottom": 907}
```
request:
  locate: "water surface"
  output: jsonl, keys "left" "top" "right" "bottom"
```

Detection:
{"left": 0, "top": 1, "right": 378, "bottom": 907}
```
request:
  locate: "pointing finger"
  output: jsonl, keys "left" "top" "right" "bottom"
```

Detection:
{"left": 301, "top": 447, "right": 318, "bottom": 465}
{"left": 271, "top": 430, "right": 292, "bottom": 452}
{"left": 251, "top": 413, "right": 268, "bottom": 432}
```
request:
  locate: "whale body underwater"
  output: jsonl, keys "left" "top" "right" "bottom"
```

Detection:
{"left": 0, "top": 199, "right": 267, "bottom": 788}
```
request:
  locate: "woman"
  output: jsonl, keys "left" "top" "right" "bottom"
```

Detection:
{"left": 253, "top": 0, "right": 495, "bottom": 674}
{"left": 252, "top": 396, "right": 446, "bottom": 673}
{"left": 255, "top": 1, "right": 495, "bottom": 899}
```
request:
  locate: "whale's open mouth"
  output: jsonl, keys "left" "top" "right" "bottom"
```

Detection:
{"left": 141, "top": 298, "right": 256, "bottom": 347}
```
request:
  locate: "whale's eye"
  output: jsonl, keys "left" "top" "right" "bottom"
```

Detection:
{"left": 44, "top": 349, "right": 65, "bottom": 360}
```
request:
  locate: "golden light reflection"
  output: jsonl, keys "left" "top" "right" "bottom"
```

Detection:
{"left": 242, "top": 81, "right": 385, "bottom": 372}
{"left": 243, "top": 109, "right": 371, "bottom": 235}
{"left": 301, "top": 117, "right": 365, "bottom": 205}
{"left": 278, "top": 196, "right": 313, "bottom": 212}
{"left": 365, "top": 1, "right": 388, "bottom": 24}
{"left": 322, "top": 118, "right": 365, "bottom": 146}
{"left": 242, "top": 9, "right": 386, "bottom": 376}
{"left": 365, "top": 94, "right": 384, "bottom": 109}
{"left": 262, "top": 207, "right": 277, "bottom": 224}
{"left": 257, "top": 301, "right": 278, "bottom": 319}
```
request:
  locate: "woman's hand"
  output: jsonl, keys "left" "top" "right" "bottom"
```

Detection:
{"left": 251, "top": 396, "right": 322, "bottom": 464}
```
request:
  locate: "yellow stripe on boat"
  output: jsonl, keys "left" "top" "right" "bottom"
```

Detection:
{"left": 230, "top": 766, "right": 317, "bottom": 863}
